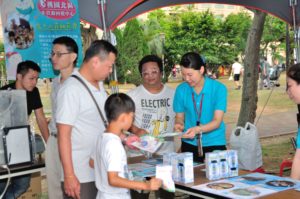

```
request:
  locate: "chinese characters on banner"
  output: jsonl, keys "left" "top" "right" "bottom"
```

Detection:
{"left": 0, "top": 0, "right": 83, "bottom": 80}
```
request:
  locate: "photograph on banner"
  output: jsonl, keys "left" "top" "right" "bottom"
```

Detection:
{"left": 0, "top": 0, "right": 83, "bottom": 80}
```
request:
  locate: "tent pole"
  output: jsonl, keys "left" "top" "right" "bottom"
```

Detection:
{"left": 98, "top": 0, "right": 118, "bottom": 93}
{"left": 286, "top": 24, "right": 290, "bottom": 69}
{"left": 99, "top": 0, "right": 108, "bottom": 40}
{"left": 290, "top": 0, "right": 300, "bottom": 63}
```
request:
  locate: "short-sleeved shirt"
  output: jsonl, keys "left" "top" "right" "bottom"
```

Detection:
{"left": 0, "top": 82, "right": 42, "bottom": 116}
{"left": 297, "top": 127, "right": 300, "bottom": 149}
{"left": 48, "top": 77, "right": 60, "bottom": 133}
{"left": 232, "top": 62, "right": 243, "bottom": 75}
{"left": 49, "top": 69, "right": 78, "bottom": 134}
{"left": 95, "top": 133, "right": 130, "bottom": 199}
{"left": 56, "top": 70, "right": 107, "bottom": 182}
{"left": 173, "top": 76, "right": 227, "bottom": 147}
{"left": 127, "top": 85, "right": 176, "bottom": 155}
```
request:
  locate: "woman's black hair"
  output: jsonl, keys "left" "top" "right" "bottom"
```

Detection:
{"left": 104, "top": 93, "right": 135, "bottom": 123}
{"left": 180, "top": 52, "right": 206, "bottom": 73}
{"left": 287, "top": 63, "right": 300, "bottom": 84}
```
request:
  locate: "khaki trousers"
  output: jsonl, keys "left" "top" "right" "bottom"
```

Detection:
{"left": 46, "top": 135, "right": 63, "bottom": 199}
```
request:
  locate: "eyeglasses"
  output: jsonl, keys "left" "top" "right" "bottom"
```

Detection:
{"left": 50, "top": 51, "right": 72, "bottom": 58}
{"left": 141, "top": 70, "right": 160, "bottom": 77}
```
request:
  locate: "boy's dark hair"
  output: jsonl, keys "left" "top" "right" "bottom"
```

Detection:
{"left": 83, "top": 40, "right": 117, "bottom": 63}
{"left": 17, "top": 60, "right": 41, "bottom": 76}
{"left": 287, "top": 63, "right": 300, "bottom": 84}
{"left": 138, "top": 55, "right": 163, "bottom": 75}
{"left": 180, "top": 52, "right": 206, "bottom": 73}
{"left": 8, "top": 31, "right": 15, "bottom": 37}
{"left": 105, "top": 93, "right": 135, "bottom": 123}
{"left": 53, "top": 36, "right": 79, "bottom": 66}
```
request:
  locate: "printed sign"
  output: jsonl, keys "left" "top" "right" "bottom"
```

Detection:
{"left": 0, "top": 0, "right": 83, "bottom": 79}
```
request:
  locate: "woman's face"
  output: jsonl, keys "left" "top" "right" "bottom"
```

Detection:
{"left": 287, "top": 77, "right": 300, "bottom": 104}
{"left": 181, "top": 66, "right": 204, "bottom": 87}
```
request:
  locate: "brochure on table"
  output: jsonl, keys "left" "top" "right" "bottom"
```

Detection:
{"left": 192, "top": 173, "right": 300, "bottom": 199}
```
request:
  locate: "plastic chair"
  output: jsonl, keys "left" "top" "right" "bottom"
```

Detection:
{"left": 278, "top": 137, "right": 296, "bottom": 177}
{"left": 279, "top": 159, "right": 293, "bottom": 177}
{"left": 251, "top": 167, "right": 265, "bottom": 173}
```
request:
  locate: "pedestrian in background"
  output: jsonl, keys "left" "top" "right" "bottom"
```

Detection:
{"left": 231, "top": 58, "right": 243, "bottom": 90}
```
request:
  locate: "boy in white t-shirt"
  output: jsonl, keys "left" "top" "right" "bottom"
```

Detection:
{"left": 91, "top": 93, "right": 162, "bottom": 199}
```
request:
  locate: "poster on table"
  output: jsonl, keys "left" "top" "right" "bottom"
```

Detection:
{"left": 0, "top": 0, "right": 83, "bottom": 80}
{"left": 192, "top": 173, "right": 300, "bottom": 199}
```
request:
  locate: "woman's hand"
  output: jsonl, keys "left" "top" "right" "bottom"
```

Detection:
{"left": 174, "top": 122, "right": 184, "bottom": 132}
{"left": 182, "top": 126, "right": 200, "bottom": 139}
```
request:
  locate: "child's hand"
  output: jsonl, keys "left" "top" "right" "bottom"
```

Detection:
{"left": 147, "top": 178, "right": 162, "bottom": 190}
{"left": 125, "top": 135, "right": 140, "bottom": 150}
{"left": 89, "top": 158, "right": 94, "bottom": 168}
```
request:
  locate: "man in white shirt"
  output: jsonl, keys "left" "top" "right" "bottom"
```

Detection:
{"left": 231, "top": 58, "right": 243, "bottom": 90}
{"left": 127, "top": 55, "right": 175, "bottom": 199}
{"left": 56, "top": 40, "right": 117, "bottom": 199}
{"left": 46, "top": 36, "right": 78, "bottom": 199}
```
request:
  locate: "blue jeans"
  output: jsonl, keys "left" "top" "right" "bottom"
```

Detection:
{"left": 0, "top": 175, "right": 31, "bottom": 199}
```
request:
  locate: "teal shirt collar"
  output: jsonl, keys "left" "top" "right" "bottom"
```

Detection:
{"left": 191, "top": 76, "right": 210, "bottom": 95}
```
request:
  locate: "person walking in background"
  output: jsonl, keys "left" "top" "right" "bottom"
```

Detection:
{"left": 0, "top": 61, "right": 49, "bottom": 198}
{"left": 174, "top": 52, "right": 227, "bottom": 163}
{"left": 286, "top": 63, "right": 300, "bottom": 180}
{"left": 56, "top": 40, "right": 117, "bottom": 199}
{"left": 92, "top": 93, "right": 162, "bottom": 199}
{"left": 46, "top": 36, "right": 78, "bottom": 199}
{"left": 259, "top": 57, "right": 271, "bottom": 90}
{"left": 231, "top": 58, "right": 243, "bottom": 90}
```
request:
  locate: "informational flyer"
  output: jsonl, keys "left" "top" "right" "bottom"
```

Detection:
{"left": 131, "top": 135, "right": 163, "bottom": 154}
{"left": 192, "top": 173, "right": 300, "bottom": 199}
{"left": 0, "top": 0, "right": 83, "bottom": 79}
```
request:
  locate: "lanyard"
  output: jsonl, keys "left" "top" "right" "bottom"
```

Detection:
{"left": 192, "top": 92, "right": 204, "bottom": 126}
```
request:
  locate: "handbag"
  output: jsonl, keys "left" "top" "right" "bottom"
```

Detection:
{"left": 71, "top": 75, "right": 108, "bottom": 128}
{"left": 229, "top": 122, "right": 263, "bottom": 170}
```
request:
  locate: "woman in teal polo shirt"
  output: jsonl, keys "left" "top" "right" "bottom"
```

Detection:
{"left": 174, "top": 52, "right": 227, "bottom": 162}
{"left": 286, "top": 63, "right": 300, "bottom": 180}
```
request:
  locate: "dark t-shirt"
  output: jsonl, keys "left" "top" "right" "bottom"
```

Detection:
{"left": 0, "top": 82, "right": 43, "bottom": 116}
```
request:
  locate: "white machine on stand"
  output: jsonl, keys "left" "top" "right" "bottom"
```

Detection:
{"left": 0, "top": 90, "right": 33, "bottom": 166}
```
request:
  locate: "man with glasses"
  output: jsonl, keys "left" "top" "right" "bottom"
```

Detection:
{"left": 127, "top": 55, "right": 175, "bottom": 199}
{"left": 46, "top": 36, "right": 78, "bottom": 199}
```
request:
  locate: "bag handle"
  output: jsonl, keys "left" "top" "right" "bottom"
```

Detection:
{"left": 232, "top": 126, "right": 244, "bottom": 136}
{"left": 71, "top": 75, "right": 108, "bottom": 128}
{"left": 244, "top": 122, "right": 257, "bottom": 131}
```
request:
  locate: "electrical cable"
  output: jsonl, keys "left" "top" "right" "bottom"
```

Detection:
{"left": 0, "top": 164, "right": 11, "bottom": 199}
{"left": 255, "top": 86, "right": 275, "bottom": 126}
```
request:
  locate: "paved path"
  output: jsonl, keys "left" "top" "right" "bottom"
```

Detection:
{"left": 225, "top": 109, "right": 298, "bottom": 140}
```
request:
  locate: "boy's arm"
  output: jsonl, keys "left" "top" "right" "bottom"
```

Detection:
{"left": 108, "top": 172, "right": 161, "bottom": 191}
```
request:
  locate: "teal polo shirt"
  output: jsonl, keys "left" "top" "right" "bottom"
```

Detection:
{"left": 173, "top": 76, "right": 227, "bottom": 147}
{"left": 297, "top": 127, "right": 300, "bottom": 149}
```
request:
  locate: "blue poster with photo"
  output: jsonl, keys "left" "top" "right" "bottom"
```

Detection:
{"left": 0, "top": 0, "right": 83, "bottom": 79}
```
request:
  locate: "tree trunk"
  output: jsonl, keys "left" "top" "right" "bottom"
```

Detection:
{"left": 80, "top": 24, "right": 98, "bottom": 53}
{"left": 237, "top": 10, "right": 266, "bottom": 127}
